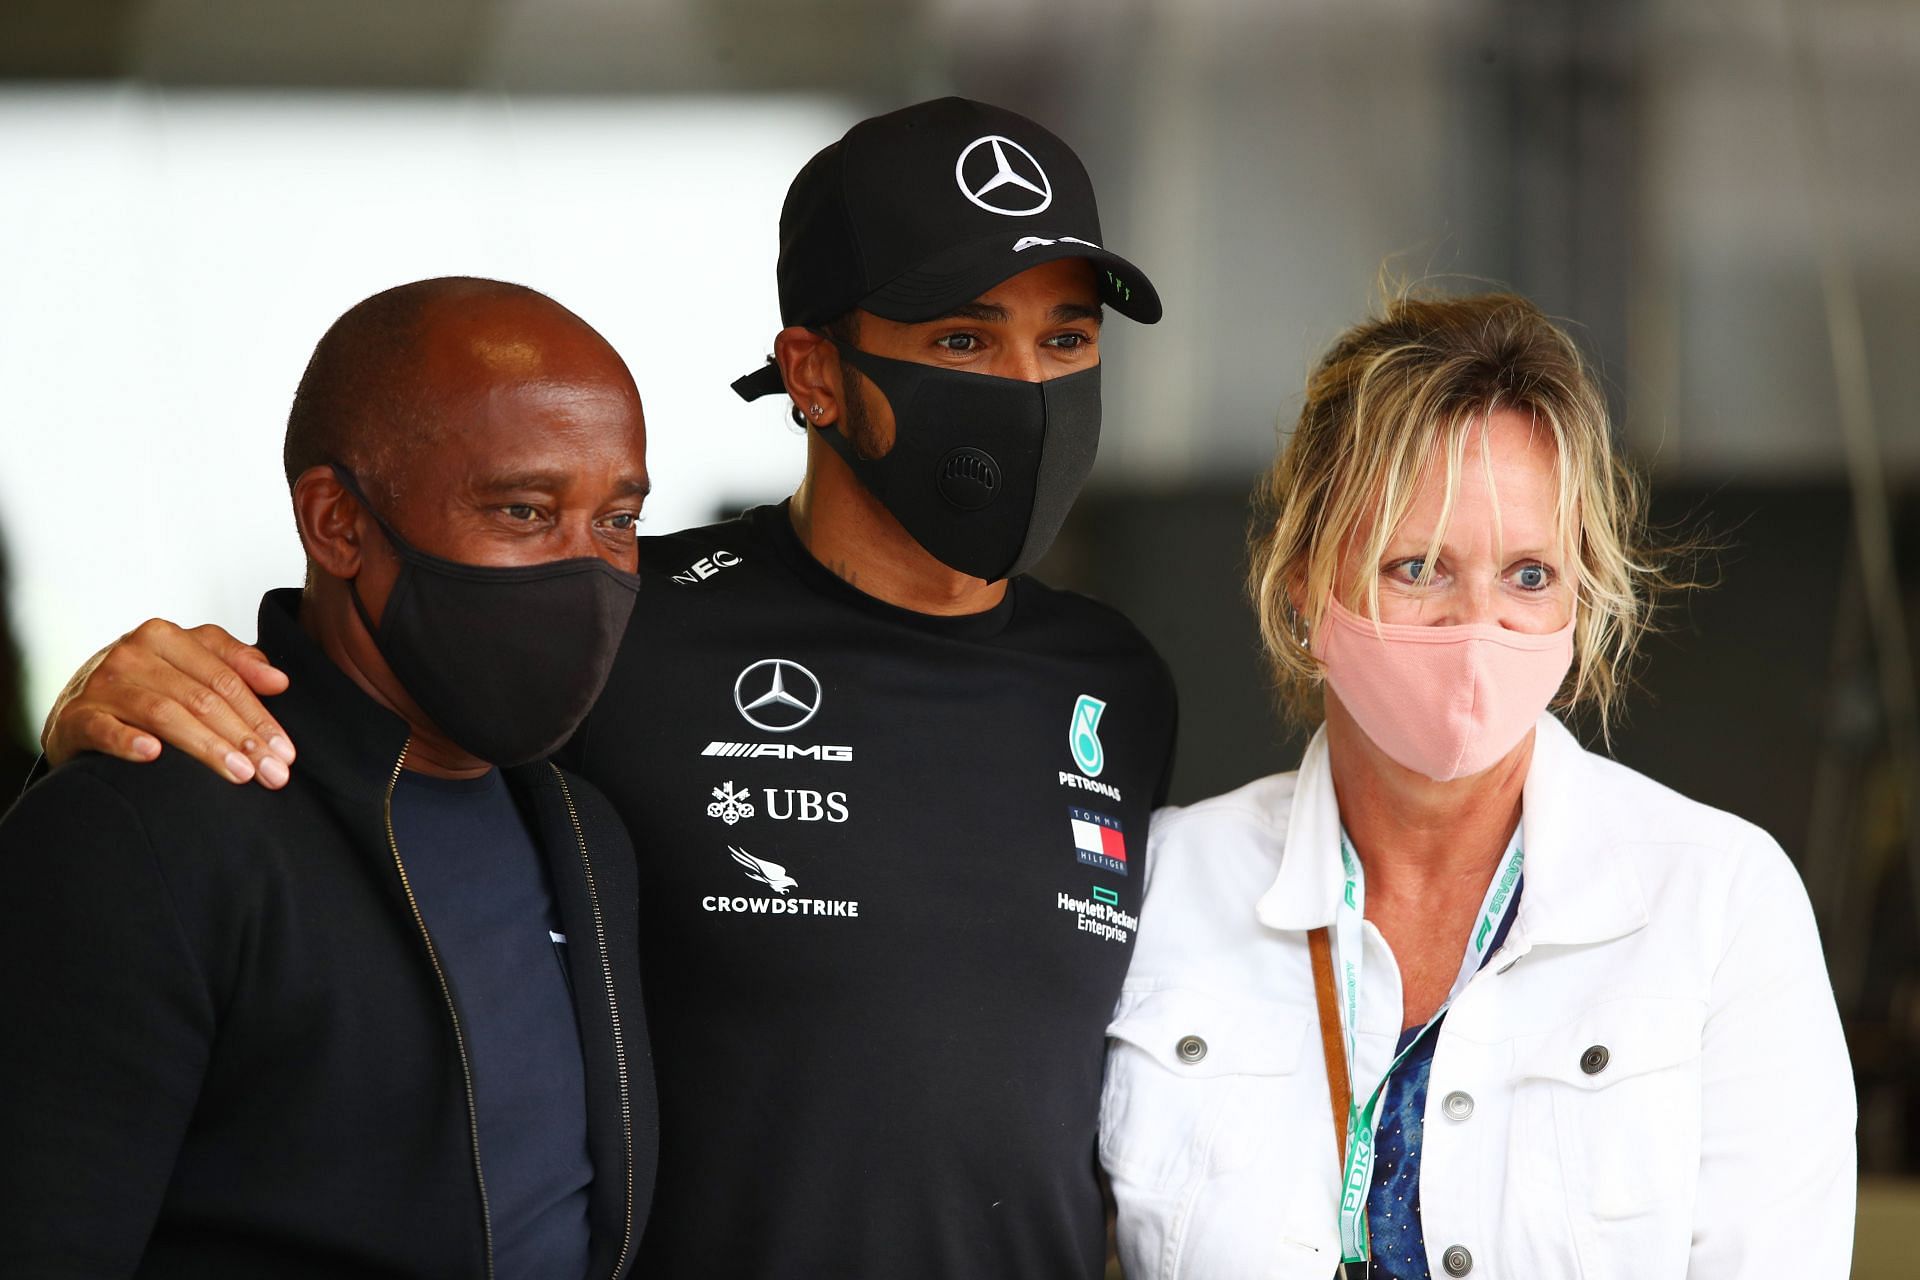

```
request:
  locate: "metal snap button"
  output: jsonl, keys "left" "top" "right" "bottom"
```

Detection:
{"left": 1442, "top": 1243, "right": 1473, "bottom": 1275}
{"left": 1176, "top": 1035, "right": 1207, "bottom": 1064}
{"left": 1580, "top": 1044, "right": 1610, "bottom": 1075}
{"left": 1442, "top": 1090, "right": 1474, "bottom": 1121}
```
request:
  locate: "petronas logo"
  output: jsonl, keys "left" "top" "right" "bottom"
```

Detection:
{"left": 1069, "top": 694, "right": 1107, "bottom": 778}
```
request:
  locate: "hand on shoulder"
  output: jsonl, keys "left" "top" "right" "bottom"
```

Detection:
{"left": 42, "top": 619, "right": 295, "bottom": 787}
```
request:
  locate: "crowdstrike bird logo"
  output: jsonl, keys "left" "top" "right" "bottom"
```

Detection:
{"left": 703, "top": 848, "right": 858, "bottom": 918}
{"left": 733, "top": 658, "right": 821, "bottom": 733}
{"left": 729, "top": 846, "right": 798, "bottom": 895}
{"left": 955, "top": 135, "right": 1053, "bottom": 216}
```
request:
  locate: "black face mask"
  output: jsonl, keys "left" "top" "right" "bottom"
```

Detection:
{"left": 332, "top": 467, "right": 641, "bottom": 767}
{"left": 822, "top": 341, "right": 1101, "bottom": 582}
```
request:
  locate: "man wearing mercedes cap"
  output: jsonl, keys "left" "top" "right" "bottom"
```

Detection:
{"left": 38, "top": 96, "right": 1177, "bottom": 1278}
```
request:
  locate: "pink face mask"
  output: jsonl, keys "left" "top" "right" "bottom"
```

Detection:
{"left": 1311, "top": 595, "right": 1575, "bottom": 781}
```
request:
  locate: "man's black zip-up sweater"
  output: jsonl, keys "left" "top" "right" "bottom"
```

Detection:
{"left": 0, "top": 589, "right": 657, "bottom": 1279}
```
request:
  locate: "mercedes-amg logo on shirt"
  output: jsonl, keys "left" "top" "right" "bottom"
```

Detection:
{"left": 733, "top": 658, "right": 822, "bottom": 733}
{"left": 955, "top": 135, "right": 1053, "bottom": 216}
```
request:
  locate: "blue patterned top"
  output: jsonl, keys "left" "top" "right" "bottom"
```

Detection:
{"left": 1363, "top": 878, "right": 1523, "bottom": 1279}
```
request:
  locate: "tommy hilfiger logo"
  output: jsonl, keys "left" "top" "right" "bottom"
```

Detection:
{"left": 1070, "top": 807, "right": 1128, "bottom": 876}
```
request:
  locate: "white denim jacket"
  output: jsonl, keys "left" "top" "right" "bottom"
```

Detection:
{"left": 1102, "top": 715, "right": 1855, "bottom": 1280}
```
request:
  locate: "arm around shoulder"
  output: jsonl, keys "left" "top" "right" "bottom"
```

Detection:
{"left": 40, "top": 618, "right": 293, "bottom": 788}
{"left": 0, "top": 765, "right": 217, "bottom": 1274}
{"left": 1690, "top": 828, "right": 1856, "bottom": 1278}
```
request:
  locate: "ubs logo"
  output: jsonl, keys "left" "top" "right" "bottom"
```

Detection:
{"left": 764, "top": 789, "right": 850, "bottom": 824}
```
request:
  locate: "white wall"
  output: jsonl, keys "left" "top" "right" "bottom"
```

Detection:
{"left": 0, "top": 89, "right": 845, "bottom": 714}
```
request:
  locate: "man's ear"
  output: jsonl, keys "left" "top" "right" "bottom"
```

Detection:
{"left": 290, "top": 466, "right": 365, "bottom": 580}
{"left": 772, "top": 326, "right": 843, "bottom": 428}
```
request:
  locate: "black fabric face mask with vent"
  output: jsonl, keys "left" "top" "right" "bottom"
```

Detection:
{"left": 821, "top": 340, "right": 1102, "bottom": 583}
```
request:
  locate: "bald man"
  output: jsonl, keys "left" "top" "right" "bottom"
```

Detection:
{"left": 0, "top": 278, "right": 654, "bottom": 1278}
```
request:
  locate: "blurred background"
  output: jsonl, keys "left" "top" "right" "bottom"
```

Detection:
{"left": 0, "top": 0, "right": 1915, "bottom": 1269}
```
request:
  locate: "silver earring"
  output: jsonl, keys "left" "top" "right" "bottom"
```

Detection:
{"left": 808, "top": 404, "right": 824, "bottom": 419}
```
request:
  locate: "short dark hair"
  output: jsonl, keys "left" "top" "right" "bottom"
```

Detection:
{"left": 282, "top": 276, "right": 545, "bottom": 499}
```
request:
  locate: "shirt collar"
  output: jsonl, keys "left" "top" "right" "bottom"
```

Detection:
{"left": 1253, "top": 713, "right": 1649, "bottom": 947}
{"left": 1514, "top": 713, "right": 1650, "bottom": 946}
{"left": 1254, "top": 724, "right": 1343, "bottom": 931}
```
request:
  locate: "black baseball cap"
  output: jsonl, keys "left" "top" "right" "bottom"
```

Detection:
{"left": 733, "top": 96, "right": 1162, "bottom": 401}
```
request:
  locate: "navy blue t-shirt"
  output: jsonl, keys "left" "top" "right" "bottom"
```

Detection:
{"left": 391, "top": 768, "right": 592, "bottom": 1280}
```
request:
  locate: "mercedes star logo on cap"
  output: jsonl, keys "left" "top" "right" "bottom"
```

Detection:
{"left": 733, "top": 96, "right": 1163, "bottom": 391}
{"left": 955, "top": 135, "right": 1053, "bottom": 216}
{"left": 733, "top": 658, "right": 822, "bottom": 732}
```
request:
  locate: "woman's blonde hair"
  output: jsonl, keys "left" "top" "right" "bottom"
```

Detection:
{"left": 1248, "top": 289, "right": 1688, "bottom": 739}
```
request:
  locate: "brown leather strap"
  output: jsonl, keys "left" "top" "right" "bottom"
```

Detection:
{"left": 1308, "top": 926, "right": 1352, "bottom": 1172}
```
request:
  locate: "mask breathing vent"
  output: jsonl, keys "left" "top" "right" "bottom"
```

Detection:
{"left": 937, "top": 447, "right": 1002, "bottom": 510}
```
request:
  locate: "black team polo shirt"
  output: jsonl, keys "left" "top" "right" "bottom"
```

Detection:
{"left": 563, "top": 501, "right": 1177, "bottom": 1279}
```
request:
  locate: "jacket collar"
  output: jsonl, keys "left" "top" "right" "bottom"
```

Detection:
{"left": 1254, "top": 725, "right": 1344, "bottom": 931}
{"left": 255, "top": 587, "right": 567, "bottom": 804}
{"left": 1513, "top": 714, "right": 1650, "bottom": 947}
{"left": 1254, "top": 713, "right": 1649, "bottom": 947}
{"left": 254, "top": 588, "right": 413, "bottom": 804}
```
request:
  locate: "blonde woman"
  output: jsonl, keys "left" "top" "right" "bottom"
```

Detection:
{"left": 1101, "top": 293, "right": 1855, "bottom": 1279}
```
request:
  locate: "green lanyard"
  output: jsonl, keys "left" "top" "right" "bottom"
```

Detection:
{"left": 1332, "top": 829, "right": 1524, "bottom": 1267}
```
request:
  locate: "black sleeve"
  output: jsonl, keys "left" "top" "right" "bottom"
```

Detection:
{"left": 0, "top": 767, "right": 216, "bottom": 1273}
{"left": 7, "top": 750, "right": 49, "bottom": 815}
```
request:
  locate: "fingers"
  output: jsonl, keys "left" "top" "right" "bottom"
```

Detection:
{"left": 44, "top": 619, "right": 299, "bottom": 788}
{"left": 40, "top": 642, "right": 148, "bottom": 767}
{"left": 188, "top": 624, "right": 291, "bottom": 700}
{"left": 126, "top": 620, "right": 296, "bottom": 783}
{"left": 62, "top": 706, "right": 162, "bottom": 765}
{"left": 104, "top": 680, "right": 272, "bottom": 785}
